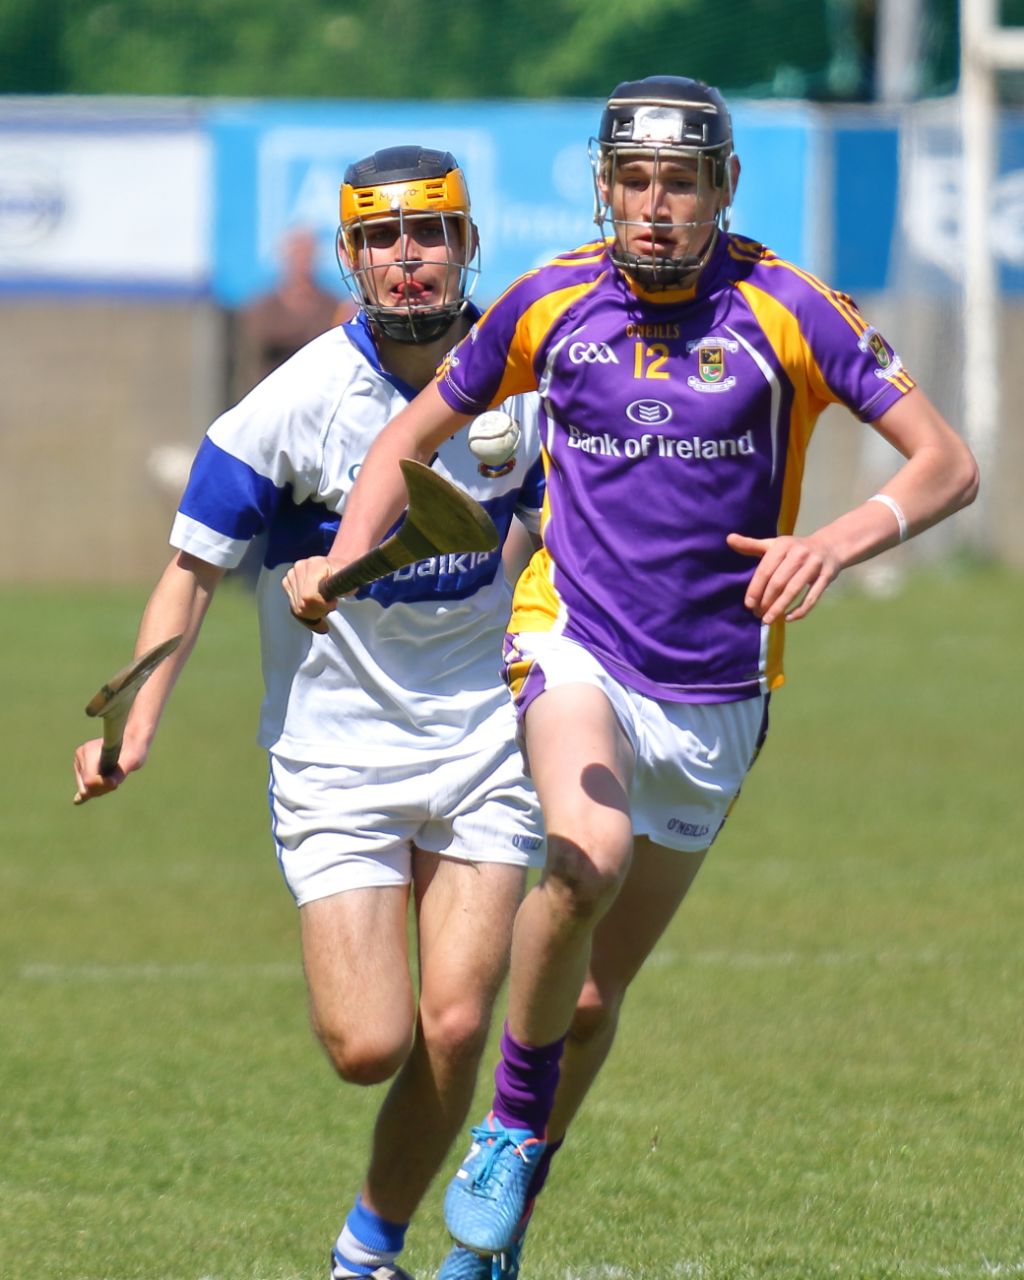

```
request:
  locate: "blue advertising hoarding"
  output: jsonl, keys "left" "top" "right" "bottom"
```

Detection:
{"left": 5, "top": 96, "right": 1024, "bottom": 301}
{"left": 208, "top": 98, "right": 813, "bottom": 308}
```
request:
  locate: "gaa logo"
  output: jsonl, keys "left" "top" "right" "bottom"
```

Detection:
{"left": 625, "top": 399, "right": 672, "bottom": 425}
{"left": 568, "top": 341, "right": 618, "bottom": 364}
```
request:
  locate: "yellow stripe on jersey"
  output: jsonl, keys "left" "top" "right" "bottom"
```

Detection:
{"left": 764, "top": 612, "right": 787, "bottom": 695}
{"left": 473, "top": 243, "right": 605, "bottom": 321}
{"left": 549, "top": 238, "right": 609, "bottom": 265}
{"left": 508, "top": 436, "right": 564, "bottom": 637}
{"left": 476, "top": 275, "right": 610, "bottom": 408}
{"left": 509, "top": 542, "right": 563, "bottom": 639}
{"left": 734, "top": 275, "right": 830, "bottom": 693}
{"left": 729, "top": 237, "right": 867, "bottom": 338}
{"left": 735, "top": 276, "right": 833, "bottom": 539}
{"left": 729, "top": 238, "right": 916, "bottom": 395}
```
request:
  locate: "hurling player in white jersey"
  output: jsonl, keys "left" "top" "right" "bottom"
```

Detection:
{"left": 73, "top": 145, "right": 546, "bottom": 1280}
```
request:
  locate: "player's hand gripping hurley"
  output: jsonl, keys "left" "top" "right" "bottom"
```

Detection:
{"left": 75, "top": 634, "right": 183, "bottom": 802}
{"left": 294, "top": 459, "right": 499, "bottom": 631}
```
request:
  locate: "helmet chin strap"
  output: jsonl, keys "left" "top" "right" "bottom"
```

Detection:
{"left": 370, "top": 307, "right": 464, "bottom": 344}
{"left": 613, "top": 225, "right": 720, "bottom": 291}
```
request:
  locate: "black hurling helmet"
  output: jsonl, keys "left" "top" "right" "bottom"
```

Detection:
{"left": 337, "top": 145, "right": 480, "bottom": 343}
{"left": 590, "top": 76, "right": 735, "bottom": 288}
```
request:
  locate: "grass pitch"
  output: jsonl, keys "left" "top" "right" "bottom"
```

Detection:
{"left": 1, "top": 565, "right": 1021, "bottom": 1279}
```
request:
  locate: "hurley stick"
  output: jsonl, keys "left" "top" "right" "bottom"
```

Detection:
{"left": 80, "top": 633, "right": 184, "bottom": 784}
{"left": 295, "top": 460, "right": 499, "bottom": 630}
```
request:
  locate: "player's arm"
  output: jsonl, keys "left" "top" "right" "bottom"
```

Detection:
{"left": 282, "top": 381, "right": 471, "bottom": 622}
{"left": 502, "top": 517, "right": 542, "bottom": 586}
{"left": 728, "top": 387, "right": 980, "bottom": 624}
{"left": 73, "top": 552, "right": 225, "bottom": 803}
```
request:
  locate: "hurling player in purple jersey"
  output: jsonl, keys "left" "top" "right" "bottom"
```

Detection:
{"left": 287, "top": 79, "right": 978, "bottom": 1275}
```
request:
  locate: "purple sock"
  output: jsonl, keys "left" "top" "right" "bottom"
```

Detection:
{"left": 492, "top": 1023, "right": 565, "bottom": 1136}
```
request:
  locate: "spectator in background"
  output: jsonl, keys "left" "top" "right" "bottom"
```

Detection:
{"left": 223, "top": 227, "right": 354, "bottom": 585}
{"left": 230, "top": 226, "right": 353, "bottom": 401}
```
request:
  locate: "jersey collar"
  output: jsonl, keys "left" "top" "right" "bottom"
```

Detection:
{"left": 345, "top": 306, "right": 483, "bottom": 402}
{"left": 618, "top": 234, "right": 729, "bottom": 306}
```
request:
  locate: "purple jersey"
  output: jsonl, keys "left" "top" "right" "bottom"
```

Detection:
{"left": 436, "top": 234, "right": 915, "bottom": 703}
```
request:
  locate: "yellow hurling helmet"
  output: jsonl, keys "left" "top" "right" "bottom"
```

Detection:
{"left": 337, "top": 145, "right": 480, "bottom": 343}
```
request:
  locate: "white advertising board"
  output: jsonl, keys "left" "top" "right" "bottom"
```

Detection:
{"left": 0, "top": 122, "right": 209, "bottom": 292}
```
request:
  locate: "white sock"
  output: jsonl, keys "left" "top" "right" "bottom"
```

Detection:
{"left": 333, "top": 1222, "right": 397, "bottom": 1275}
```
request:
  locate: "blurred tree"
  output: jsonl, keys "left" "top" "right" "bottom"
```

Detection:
{"left": 0, "top": 0, "right": 967, "bottom": 102}
{"left": 0, "top": 0, "right": 67, "bottom": 92}
{"left": 504, "top": 0, "right": 832, "bottom": 98}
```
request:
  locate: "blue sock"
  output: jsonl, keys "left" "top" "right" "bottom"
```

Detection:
{"left": 333, "top": 1195, "right": 408, "bottom": 1274}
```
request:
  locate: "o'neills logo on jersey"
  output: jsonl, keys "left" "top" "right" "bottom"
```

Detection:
{"left": 686, "top": 335, "right": 738, "bottom": 393}
{"left": 625, "top": 322, "right": 680, "bottom": 339}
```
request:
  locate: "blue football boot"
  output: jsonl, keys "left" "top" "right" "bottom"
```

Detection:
{"left": 436, "top": 1219, "right": 530, "bottom": 1280}
{"left": 443, "top": 1113, "right": 545, "bottom": 1254}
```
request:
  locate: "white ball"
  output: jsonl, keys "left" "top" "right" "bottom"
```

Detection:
{"left": 468, "top": 410, "right": 521, "bottom": 467}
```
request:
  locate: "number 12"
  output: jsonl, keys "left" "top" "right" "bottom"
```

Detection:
{"left": 633, "top": 343, "right": 669, "bottom": 380}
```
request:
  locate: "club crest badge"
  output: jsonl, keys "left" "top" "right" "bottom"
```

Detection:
{"left": 686, "top": 336, "right": 738, "bottom": 394}
{"left": 867, "top": 331, "right": 891, "bottom": 367}
{"left": 699, "top": 345, "right": 725, "bottom": 382}
{"left": 858, "top": 326, "right": 905, "bottom": 380}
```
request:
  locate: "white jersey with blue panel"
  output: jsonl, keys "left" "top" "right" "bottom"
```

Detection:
{"left": 170, "top": 312, "right": 545, "bottom": 766}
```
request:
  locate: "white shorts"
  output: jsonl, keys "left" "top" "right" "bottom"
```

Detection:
{"left": 505, "top": 632, "right": 769, "bottom": 852}
{"left": 268, "top": 739, "right": 545, "bottom": 906}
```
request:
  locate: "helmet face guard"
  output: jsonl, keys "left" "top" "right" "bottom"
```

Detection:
{"left": 591, "top": 77, "right": 735, "bottom": 289}
{"left": 337, "top": 146, "right": 480, "bottom": 344}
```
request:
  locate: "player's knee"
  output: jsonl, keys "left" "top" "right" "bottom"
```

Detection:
{"left": 569, "top": 979, "right": 623, "bottom": 1047}
{"left": 544, "top": 837, "right": 627, "bottom": 924}
{"left": 419, "top": 995, "right": 492, "bottom": 1068}
{"left": 313, "top": 1020, "right": 411, "bottom": 1086}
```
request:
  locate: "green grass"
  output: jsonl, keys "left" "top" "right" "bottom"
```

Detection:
{"left": 2, "top": 567, "right": 1022, "bottom": 1279}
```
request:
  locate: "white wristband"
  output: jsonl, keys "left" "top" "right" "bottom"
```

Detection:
{"left": 868, "top": 493, "right": 908, "bottom": 543}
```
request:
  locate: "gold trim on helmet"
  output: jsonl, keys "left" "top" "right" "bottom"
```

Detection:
{"left": 339, "top": 167, "right": 471, "bottom": 226}
{"left": 336, "top": 164, "right": 478, "bottom": 344}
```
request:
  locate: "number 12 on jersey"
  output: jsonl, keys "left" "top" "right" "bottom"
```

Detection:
{"left": 633, "top": 343, "right": 669, "bottom": 379}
